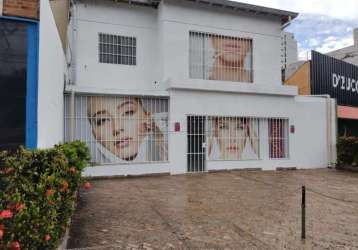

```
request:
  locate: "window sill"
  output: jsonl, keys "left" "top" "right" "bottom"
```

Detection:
{"left": 167, "top": 79, "right": 298, "bottom": 97}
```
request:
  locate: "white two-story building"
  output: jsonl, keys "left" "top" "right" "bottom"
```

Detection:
{"left": 61, "top": 0, "right": 336, "bottom": 177}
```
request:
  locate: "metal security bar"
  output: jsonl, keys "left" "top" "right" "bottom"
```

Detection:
{"left": 64, "top": 95, "right": 168, "bottom": 164}
{"left": 189, "top": 31, "right": 253, "bottom": 82}
{"left": 187, "top": 116, "right": 206, "bottom": 172}
{"left": 268, "top": 118, "right": 289, "bottom": 159}
{"left": 187, "top": 116, "right": 289, "bottom": 171}
{"left": 98, "top": 33, "right": 136, "bottom": 65}
{"left": 207, "top": 116, "right": 260, "bottom": 161}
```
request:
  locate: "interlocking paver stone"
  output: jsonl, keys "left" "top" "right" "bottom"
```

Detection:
{"left": 67, "top": 169, "right": 358, "bottom": 250}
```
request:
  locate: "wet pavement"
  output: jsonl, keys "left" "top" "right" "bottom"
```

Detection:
{"left": 67, "top": 169, "right": 358, "bottom": 250}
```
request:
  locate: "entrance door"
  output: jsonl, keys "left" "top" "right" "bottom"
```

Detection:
{"left": 187, "top": 116, "right": 206, "bottom": 172}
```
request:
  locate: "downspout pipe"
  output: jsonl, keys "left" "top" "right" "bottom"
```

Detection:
{"left": 70, "top": 89, "right": 75, "bottom": 141}
{"left": 69, "top": 0, "right": 77, "bottom": 85}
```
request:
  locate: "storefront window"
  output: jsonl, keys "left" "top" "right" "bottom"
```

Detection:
{"left": 64, "top": 95, "right": 169, "bottom": 164}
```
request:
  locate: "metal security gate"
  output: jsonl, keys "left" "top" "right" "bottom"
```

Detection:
{"left": 187, "top": 116, "right": 206, "bottom": 172}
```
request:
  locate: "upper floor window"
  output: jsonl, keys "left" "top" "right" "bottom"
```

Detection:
{"left": 189, "top": 31, "right": 253, "bottom": 82}
{"left": 98, "top": 33, "right": 136, "bottom": 65}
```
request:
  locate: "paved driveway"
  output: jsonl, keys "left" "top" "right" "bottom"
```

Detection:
{"left": 67, "top": 169, "right": 358, "bottom": 250}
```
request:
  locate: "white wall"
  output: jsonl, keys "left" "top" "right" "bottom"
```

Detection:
{"left": 160, "top": 0, "right": 283, "bottom": 87}
{"left": 69, "top": 1, "right": 336, "bottom": 177}
{"left": 167, "top": 91, "right": 334, "bottom": 174}
{"left": 37, "top": 0, "right": 65, "bottom": 148}
{"left": 73, "top": 0, "right": 283, "bottom": 94}
{"left": 74, "top": 0, "right": 162, "bottom": 92}
{"left": 83, "top": 92, "right": 336, "bottom": 177}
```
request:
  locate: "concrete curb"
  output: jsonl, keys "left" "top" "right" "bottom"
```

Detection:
{"left": 57, "top": 229, "right": 70, "bottom": 250}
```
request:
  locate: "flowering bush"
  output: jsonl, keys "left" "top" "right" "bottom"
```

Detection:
{"left": 337, "top": 136, "right": 358, "bottom": 167}
{"left": 0, "top": 141, "right": 90, "bottom": 249}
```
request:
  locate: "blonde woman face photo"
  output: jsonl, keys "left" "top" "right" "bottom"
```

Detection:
{"left": 87, "top": 96, "right": 150, "bottom": 161}
{"left": 214, "top": 118, "right": 249, "bottom": 160}
{"left": 211, "top": 36, "right": 251, "bottom": 66}
{"left": 210, "top": 36, "right": 252, "bottom": 82}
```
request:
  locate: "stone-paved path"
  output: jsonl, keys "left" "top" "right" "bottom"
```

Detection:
{"left": 67, "top": 169, "right": 358, "bottom": 250}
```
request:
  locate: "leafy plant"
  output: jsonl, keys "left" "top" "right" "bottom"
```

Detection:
{"left": 337, "top": 136, "right": 358, "bottom": 167}
{"left": 0, "top": 141, "right": 90, "bottom": 249}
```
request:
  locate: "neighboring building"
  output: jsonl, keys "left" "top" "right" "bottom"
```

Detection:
{"left": 284, "top": 60, "right": 305, "bottom": 81}
{"left": 49, "top": 0, "right": 70, "bottom": 50}
{"left": 63, "top": 0, "right": 336, "bottom": 177}
{"left": 0, "top": 0, "right": 40, "bottom": 150}
{"left": 285, "top": 51, "right": 358, "bottom": 136}
{"left": 281, "top": 31, "right": 298, "bottom": 69}
{"left": 327, "top": 28, "right": 358, "bottom": 66}
{"left": 0, "top": 0, "right": 65, "bottom": 150}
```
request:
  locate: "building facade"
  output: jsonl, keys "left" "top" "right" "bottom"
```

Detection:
{"left": 63, "top": 0, "right": 336, "bottom": 177}
{"left": 327, "top": 28, "right": 358, "bottom": 66}
{"left": 286, "top": 51, "right": 358, "bottom": 136}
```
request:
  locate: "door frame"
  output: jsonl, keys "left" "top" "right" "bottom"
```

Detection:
{"left": 186, "top": 115, "right": 207, "bottom": 173}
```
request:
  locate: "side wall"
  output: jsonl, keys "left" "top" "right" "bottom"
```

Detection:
{"left": 37, "top": 0, "right": 65, "bottom": 148}
{"left": 285, "top": 62, "right": 310, "bottom": 95}
{"left": 50, "top": 0, "right": 69, "bottom": 51}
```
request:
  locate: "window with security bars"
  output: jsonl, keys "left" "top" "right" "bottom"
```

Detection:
{"left": 268, "top": 118, "right": 289, "bottom": 159}
{"left": 187, "top": 116, "right": 289, "bottom": 162}
{"left": 207, "top": 116, "right": 260, "bottom": 160}
{"left": 98, "top": 33, "right": 136, "bottom": 65}
{"left": 189, "top": 31, "right": 253, "bottom": 82}
{"left": 64, "top": 95, "right": 168, "bottom": 164}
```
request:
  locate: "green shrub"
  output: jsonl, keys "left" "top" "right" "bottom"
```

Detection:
{"left": 337, "top": 136, "right": 358, "bottom": 167}
{"left": 0, "top": 141, "right": 90, "bottom": 250}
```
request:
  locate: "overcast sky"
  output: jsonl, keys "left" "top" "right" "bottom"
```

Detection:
{"left": 234, "top": 0, "right": 358, "bottom": 60}
{"left": 236, "top": 0, "right": 358, "bottom": 19}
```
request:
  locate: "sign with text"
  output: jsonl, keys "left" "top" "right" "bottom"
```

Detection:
{"left": 311, "top": 51, "right": 358, "bottom": 107}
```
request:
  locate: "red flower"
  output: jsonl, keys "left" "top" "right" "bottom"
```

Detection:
{"left": 60, "top": 180, "right": 69, "bottom": 192}
{"left": 15, "top": 203, "right": 25, "bottom": 212}
{"left": 11, "top": 241, "right": 20, "bottom": 250}
{"left": 83, "top": 182, "right": 92, "bottom": 189}
{"left": 46, "top": 189, "right": 55, "bottom": 197}
{"left": 69, "top": 166, "right": 77, "bottom": 173}
{"left": 0, "top": 224, "right": 4, "bottom": 230}
{"left": 44, "top": 234, "right": 51, "bottom": 241}
{"left": 0, "top": 210, "right": 13, "bottom": 219}
{"left": 0, "top": 228, "right": 3, "bottom": 240}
